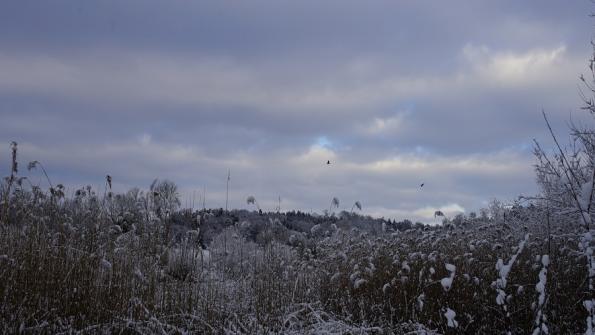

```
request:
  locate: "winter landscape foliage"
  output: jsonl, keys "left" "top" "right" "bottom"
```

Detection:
{"left": 4, "top": 22, "right": 595, "bottom": 335}
{"left": 2, "top": 165, "right": 593, "bottom": 335}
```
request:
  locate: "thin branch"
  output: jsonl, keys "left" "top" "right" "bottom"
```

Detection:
{"left": 542, "top": 111, "right": 591, "bottom": 229}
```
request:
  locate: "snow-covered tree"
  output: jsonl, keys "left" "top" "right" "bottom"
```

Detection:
{"left": 533, "top": 45, "right": 595, "bottom": 230}
{"left": 150, "top": 179, "right": 181, "bottom": 219}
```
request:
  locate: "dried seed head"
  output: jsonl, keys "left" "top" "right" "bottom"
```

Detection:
{"left": 354, "top": 201, "right": 362, "bottom": 211}
{"left": 28, "top": 161, "right": 38, "bottom": 171}
{"left": 10, "top": 141, "right": 17, "bottom": 174}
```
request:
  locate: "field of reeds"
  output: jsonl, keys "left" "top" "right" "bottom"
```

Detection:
{"left": 0, "top": 142, "right": 593, "bottom": 334}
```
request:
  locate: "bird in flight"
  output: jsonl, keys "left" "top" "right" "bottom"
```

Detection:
{"left": 327, "top": 160, "right": 331, "bottom": 165}
{"left": 420, "top": 183, "right": 424, "bottom": 188}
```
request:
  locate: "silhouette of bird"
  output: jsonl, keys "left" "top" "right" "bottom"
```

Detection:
{"left": 327, "top": 160, "right": 331, "bottom": 165}
{"left": 420, "top": 183, "right": 424, "bottom": 188}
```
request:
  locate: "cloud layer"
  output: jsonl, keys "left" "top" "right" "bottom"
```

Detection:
{"left": 0, "top": 0, "right": 593, "bottom": 223}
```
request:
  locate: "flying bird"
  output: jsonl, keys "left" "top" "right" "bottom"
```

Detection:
{"left": 327, "top": 160, "right": 331, "bottom": 165}
{"left": 420, "top": 183, "right": 424, "bottom": 188}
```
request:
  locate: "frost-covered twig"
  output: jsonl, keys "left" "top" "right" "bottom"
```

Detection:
{"left": 280, "top": 302, "right": 383, "bottom": 335}
{"left": 495, "top": 234, "right": 529, "bottom": 313}
{"left": 532, "top": 255, "right": 549, "bottom": 335}
{"left": 580, "top": 231, "right": 595, "bottom": 334}
{"left": 440, "top": 263, "right": 456, "bottom": 292}
{"left": 443, "top": 307, "right": 458, "bottom": 329}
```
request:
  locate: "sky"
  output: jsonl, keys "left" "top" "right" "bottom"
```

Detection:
{"left": 1, "top": 0, "right": 594, "bottom": 223}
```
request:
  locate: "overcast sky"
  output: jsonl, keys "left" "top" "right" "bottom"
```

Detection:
{"left": 1, "top": 0, "right": 594, "bottom": 223}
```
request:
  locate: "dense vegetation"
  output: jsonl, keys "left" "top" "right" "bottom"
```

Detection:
{"left": 0, "top": 154, "right": 593, "bottom": 334}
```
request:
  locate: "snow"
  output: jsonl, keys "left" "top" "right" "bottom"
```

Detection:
{"left": 584, "top": 298, "right": 595, "bottom": 334}
{"left": 444, "top": 308, "right": 458, "bottom": 328}
{"left": 440, "top": 278, "right": 453, "bottom": 290}
{"left": 440, "top": 263, "right": 456, "bottom": 292}
{"left": 201, "top": 249, "right": 211, "bottom": 263}
{"left": 402, "top": 261, "right": 410, "bottom": 273}
{"left": 495, "top": 234, "right": 529, "bottom": 306}
{"left": 533, "top": 254, "right": 549, "bottom": 334}
{"left": 417, "top": 293, "right": 425, "bottom": 311}
{"left": 581, "top": 231, "right": 595, "bottom": 334}
{"left": 535, "top": 270, "right": 546, "bottom": 298}
{"left": 496, "top": 289, "right": 506, "bottom": 306}
{"left": 541, "top": 255, "right": 550, "bottom": 267}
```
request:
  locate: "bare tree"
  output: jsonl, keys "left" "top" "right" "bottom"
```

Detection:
{"left": 150, "top": 179, "right": 181, "bottom": 219}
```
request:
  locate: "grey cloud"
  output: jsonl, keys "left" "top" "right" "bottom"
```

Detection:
{"left": 0, "top": 0, "right": 593, "bottom": 222}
